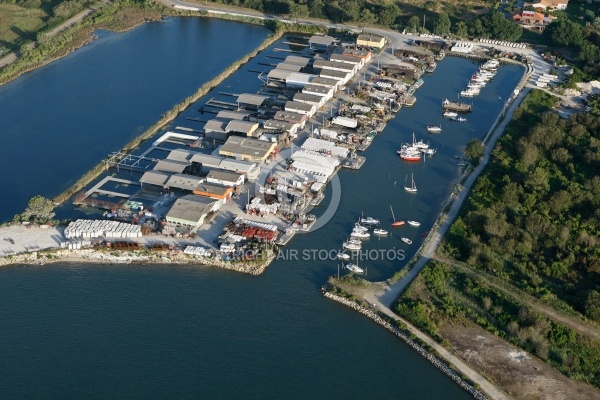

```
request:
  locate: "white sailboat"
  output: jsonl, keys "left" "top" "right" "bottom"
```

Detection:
{"left": 404, "top": 174, "right": 417, "bottom": 193}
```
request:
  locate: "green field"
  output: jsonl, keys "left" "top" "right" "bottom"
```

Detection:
{"left": 0, "top": 3, "right": 48, "bottom": 54}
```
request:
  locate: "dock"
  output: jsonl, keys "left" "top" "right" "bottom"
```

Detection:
{"left": 342, "top": 155, "right": 366, "bottom": 170}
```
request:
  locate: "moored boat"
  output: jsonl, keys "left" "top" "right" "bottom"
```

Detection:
{"left": 427, "top": 124, "right": 442, "bottom": 133}
{"left": 404, "top": 174, "right": 417, "bottom": 193}
{"left": 337, "top": 252, "right": 350, "bottom": 260}
{"left": 407, "top": 220, "right": 421, "bottom": 227}
{"left": 401, "top": 237, "right": 412, "bottom": 245}
{"left": 443, "top": 111, "right": 458, "bottom": 118}
{"left": 360, "top": 216, "right": 379, "bottom": 225}
{"left": 373, "top": 228, "right": 388, "bottom": 235}
{"left": 390, "top": 205, "right": 405, "bottom": 227}
{"left": 343, "top": 240, "right": 361, "bottom": 250}
{"left": 351, "top": 229, "right": 370, "bottom": 238}
{"left": 345, "top": 263, "right": 364, "bottom": 274}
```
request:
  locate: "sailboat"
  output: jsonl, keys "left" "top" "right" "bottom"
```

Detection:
{"left": 404, "top": 174, "right": 417, "bottom": 193}
{"left": 390, "top": 205, "right": 405, "bottom": 227}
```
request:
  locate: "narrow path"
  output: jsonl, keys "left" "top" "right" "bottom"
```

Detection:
{"left": 435, "top": 255, "right": 600, "bottom": 343}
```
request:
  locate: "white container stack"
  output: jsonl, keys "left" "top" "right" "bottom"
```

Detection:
{"left": 64, "top": 219, "right": 142, "bottom": 239}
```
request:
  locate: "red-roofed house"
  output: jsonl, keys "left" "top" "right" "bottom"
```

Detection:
{"left": 524, "top": 0, "right": 569, "bottom": 10}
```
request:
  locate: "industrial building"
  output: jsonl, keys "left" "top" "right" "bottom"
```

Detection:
{"left": 356, "top": 34, "right": 385, "bottom": 49}
{"left": 219, "top": 136, "right": 277, "bottom": 163}
{"left": 193, "top": 182, "right": 234, "bottom": 201}
{"left": 166, "top": 194, "right": 221, "bottom": 229}
{"left": 206, "top": 169, "right": 245, "bottom": 187}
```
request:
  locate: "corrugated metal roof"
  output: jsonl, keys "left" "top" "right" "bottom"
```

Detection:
{"left": 274, "top": 111, "right": 307, "bottom": 124}
{"left": 194, "top": 182, "right": 232, "bottom": 196}
{"left": 276, "top": 63, "right": 302, "bottom": 72}
{"left": 216, "top": 110, "right": 250, "bottom": 120}
{"left": 140, "top": 170, "right": 172, "bottom": 186}
{"left": 166, "top": 174, "right": 204, "bottom": 191}
{"left": 284, "top": 55, "right": 310, "bottom": 67}
{"left": 154, "top": 159, "right": 189, "bottom": 173}
{"left": 236, "top": 93, "right": 269, "bottom": 106}
{"left": 264, "top": 119, "right": 295, "bottom": 132}
{"left": 309, "top": 35, "right": 336, "bottom": 46}
{"left": 166, "top": 194, "right": 217, "bottom": 225}
{"left": 319, "top": 70, "right": 348, "bottom": 80}
{"left": 219, "top": 136, "right": 275, "bottom": 159}
{"left": 309, "top": 77, "right": 339, "bottom": 88}
{"left": 204, "top": 119, "right": 228, "bottom": 133}
{"left": 189, "top": 153, "right": 223, "bottom": 168}
{"left": 293, "top": 92, "right": 324, "bottom": 104}
{"left": 267, "top": 69, "right": 292, "bottom": 81}
{"left": 329, "top": 54, "right": 361, "bottom": 64}
{"left": 207, "top": 169, "right": 244, "bottom": 183}
{"left": 226, "top": 120, "right": 258, "bottom": 134}
{"left": 286, "top": 72, "right": 314, "bottom": 85}
{"left": 167, "top": 149, "right": 195, "bottom": 162}
{"left": 218, "top": 159, "right": 256, "bottom": 174}
{"left": 285, "top": 101, "right": 314, "bottom": 112}
{"left": 357, "top": 34, "right": 384, "bottom": 43}
{"left": 313, "top": 59, "right": 355, "bottom": 71}
{"left": 302, "top": 84, "right": 331, "bottom": 95}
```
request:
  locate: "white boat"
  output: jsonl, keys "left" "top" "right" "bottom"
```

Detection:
{"left": 345, "top": 263, "right": 364, "bottom": 274}
{"left": 452, "top": 116, "right": 467, "bottom": 123}
{"left": 443, "top": 111, "right": 458, "bottom": 118}
{"left": 407, "top": 220, "right": 421, "bottom": 227}
{"left": 427, "top": 124, "right": 442, "bottom": 133}
{"left": 404, "top": 174, "right": 417, "bottom": 193}
{"left": 351, "top": 229, "right": 370, "bottom": 238}
{"left": 353, "top": 223, "right": 369, "bottom": 232}
{"left": 421, "top": 148, "right": 437, "bottom": 156}
{"left": 343, "top": 240, "right": 361, "bottom": 250}
{"left": 460, "top": 90, "right": 478, "bottom": 98}
{"left": 360, "top": 216, "right": 379, "bottom": 225}
{"left": 401, "top": 237, "right": 412, "bottom": 245}
{"left": 337, "top": 252, "right": 350, "bottom": 260}
{"left": 373, "top": 228, "right": 388, "bottom": 235}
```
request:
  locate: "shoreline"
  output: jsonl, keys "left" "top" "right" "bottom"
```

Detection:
{"left": 323, "top": 291, "right": 488, "bottom": 400}
{"left": 0, "top": 247, "right": 276, "bottom": 275}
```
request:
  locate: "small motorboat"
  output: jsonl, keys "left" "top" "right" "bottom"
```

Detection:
{"left": 345, "top": 264, "right": 364, "bottom": 274}
{"left": 373, "top": 229, "right": 388, "bottom": 235}
{"left": 407, "top": 220, "right": 420, "bottom": 227}
{"left": 401, "top": 237, "right": 412, "bottom": 245}
{"left": 427, "top": 124, "right": 442, "bottom": 133}
{"left": 351, "top": 229, "right": 371, "bottom": 238}
{"left": 337, "top": 252, "right": 350, "bottom": 260}
{"left": 361, "top": 216, "right": 380, "bottom": 225}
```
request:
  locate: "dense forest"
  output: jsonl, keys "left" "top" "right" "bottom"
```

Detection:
{"left": 441, "top": 90, "right": 600, "bottom": 323}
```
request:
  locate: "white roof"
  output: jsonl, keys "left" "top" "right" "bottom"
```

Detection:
{"left": 301, "top": 137, "right": 349, "bottom": 158}
{"left": 286, "top": 72, "right": 315, "bottom": 86}
{"left": 237, "top": 93, "right": 269, "bottom": 106}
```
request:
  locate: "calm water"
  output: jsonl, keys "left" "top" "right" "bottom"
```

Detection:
{"left": 0, "top": 18, "right": 523, "bottom": 399}
{"left": 0, "top": 17, "right": 269, "bottom": 221}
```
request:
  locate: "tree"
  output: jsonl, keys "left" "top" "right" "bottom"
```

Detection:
{"left": 579, "top": 42, "right": 600, "bottom": 66}
{"left": 378, "top": 4, "right": 399, "bottom": 27}
{"left": 465, "top": 139, "right": 485, "bottom": 166}
{"left": 18, "top": 195, "right": 55, "bottom": 223}
{"left": 544, "top": 18, "right": 583, "bottom": 47}
{"left": 433, "top": 12, "right": 451, "bottom": 36}
{"left": 470, "top": 19, "right": 487, "bottom": 38}
{"left": 454, "top": 21, "right": 468, "bottom": 38}
{"left": 407, "top": 15, "right": 421, "bottom": 33}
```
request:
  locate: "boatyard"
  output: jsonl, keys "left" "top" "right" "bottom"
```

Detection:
{"left": 0, "top": 27, "right": 536, "bottom": 276}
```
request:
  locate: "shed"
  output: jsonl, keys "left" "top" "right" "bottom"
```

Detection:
{"left": 276, "top": 63, "right": 303, "bottom": 72}
{"left": 284, "top": 55, "right": 310, "bottom": 67}
{"left": 226, "top": 120, "right": 259, "bottom": 137}
{"left": 313, "top": 59, "right": 357, "bottom": 73}
{"left": 236, "top": 94, "right": 270, "bottom": 109}
{"left": 154, "top": 159, "right": 189, "bottom": 174}
{"left": 140, "top": 170, "right": 172, "bottom": 188}
{"left": 218, "top": 159, "right": 259, "bottom": 181}
{"left": 166, "top": 174, "right": 204, "bottom": 191}
{"left": 274, "top": 111, "right": 307, "bottom": 128}
{"left": 267, "top": 68, "right": 292, "bottom": 83}
{"left": 303, "top": 84, "right": 333, "bottom": 101}
{"left": 332, "top": 116, "right": 358, "bottom": 129}
{"left": 319, "top": 69, "right": 350, "bottom": 83}
{"left": 293, "top": 92, "right": 326, "bottom": 108}
{"left": 166, "top": 194, "right": 221, "bottom": 229}
{"left": 330, "top": 53, "right": 363, "bottom": 67}
{"left": 263, "top": 119, "right": 298, "bottom": 136}
{"left": 284, "top": 101, "right": 316, "bottom": 117}
{"left": 206, "top": 169, "right": 245, "bottom": 187}
{"left": 167, "top": 149, "right": 195, "bottom": 162}
{"left": 188, "top": 153, "right": 223, "bottom": 170}
{"left": 216, "top": 110, "right": 251, "bottom": 120}
{"left": 285, "top": 72, "right": 315, "bottom": 89}
{"left": 310, "top": 77, "right": 340, "bottom": 91}
{"left": 308, "top": 35, "right": 336, "bottom": 49}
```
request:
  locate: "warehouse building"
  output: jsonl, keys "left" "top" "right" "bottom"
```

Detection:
{"left": 219, "top": 136, "right": 277, "bottom": 163}
{"left": 166, "top": 194, "right": 221, "bottom": 230}
{"left": 357, "top": 34, "right": 385, "bottom": 49}
{"left": 206, "top": 169, "right": 245, "bottom": 187}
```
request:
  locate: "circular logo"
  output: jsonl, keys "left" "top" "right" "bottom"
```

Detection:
{"left": 253, "top": 142, "right": 341, "bottom": 233}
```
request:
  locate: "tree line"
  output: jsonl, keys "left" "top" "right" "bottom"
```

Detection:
{"left": 442, "top": 89, "right": 600, "bottom": 325}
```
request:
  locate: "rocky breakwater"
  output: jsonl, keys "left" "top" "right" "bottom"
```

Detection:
{"left": 0, "top": 248, "right": 276, "bottom": 276}
{"left": 322, "top": 291, "right": 488, "bottom": 400}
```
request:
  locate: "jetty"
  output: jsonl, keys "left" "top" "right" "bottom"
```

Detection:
{"left": 442, "top": 98, "right": 472, "bottom": 112}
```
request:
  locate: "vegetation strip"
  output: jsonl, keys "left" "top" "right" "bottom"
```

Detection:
{"left": 323, "top": 291, "right": 488, "bottom": 400}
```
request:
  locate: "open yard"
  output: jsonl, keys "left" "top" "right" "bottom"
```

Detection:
{"left": 0, "top": 3, "right": 48, "bottom": 54}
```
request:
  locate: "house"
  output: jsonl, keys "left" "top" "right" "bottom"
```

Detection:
{"left": 219, "top": 136, "right": 277, "bottom": 163}
{"left": 356, "top": 34, "right": 385, "bottom": 49}
{"left": 513, "top": 10, "right": 555, "bottom": 29}
{"left": 524, "top": 0, "right": 569, "bottom": 10}
{"left": 165, "top": 194, "right": 221, "bottom": 229}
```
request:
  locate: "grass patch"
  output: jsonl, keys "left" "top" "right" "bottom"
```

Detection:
{"left": 0, "top": 3, "right": 48, "bottom": 53}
